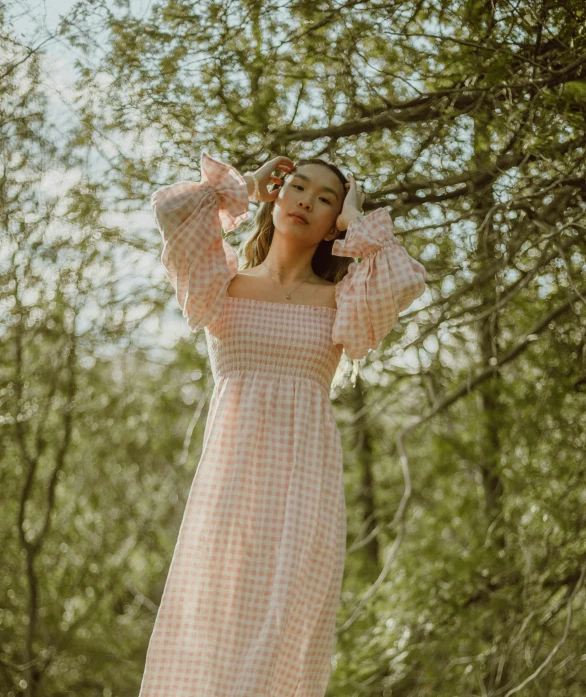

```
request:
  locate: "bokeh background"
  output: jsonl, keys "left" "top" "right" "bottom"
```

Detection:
{"left": 1, "top": 0, "right": 585, "bottom": 695}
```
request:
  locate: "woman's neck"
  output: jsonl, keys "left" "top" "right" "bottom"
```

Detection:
{"left": 260, "top": 250, "right": 318, "bottom": 285}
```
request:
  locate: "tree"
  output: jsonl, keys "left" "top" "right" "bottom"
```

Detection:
{"left": 2, "top": 0, "right": 585, "bottom": 694}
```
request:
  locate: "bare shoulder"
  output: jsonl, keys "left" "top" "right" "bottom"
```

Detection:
{"left": 226, "top": 271, "right": 260, "bottom": 296}
{"left": 308, "top": 278, "right": 337, "bottom": 308}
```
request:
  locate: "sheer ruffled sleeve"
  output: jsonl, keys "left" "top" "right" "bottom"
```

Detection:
{"left": 151, "top": 151, "right": 249, "bottom": 332}
{"left": 331, "top": 207, "right": 427, "bottom": 360}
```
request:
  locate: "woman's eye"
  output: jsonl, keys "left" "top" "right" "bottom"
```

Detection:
{"left": 293, "top": 184, "right": 331, "bottom": 204}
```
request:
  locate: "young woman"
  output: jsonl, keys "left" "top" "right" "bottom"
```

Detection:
{"left": 138, "top": 151, "right": 427, "bottom": 697}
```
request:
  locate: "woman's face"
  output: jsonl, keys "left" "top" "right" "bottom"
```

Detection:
{"left": 272, "top": 163, "right": 346, "bottom": 246}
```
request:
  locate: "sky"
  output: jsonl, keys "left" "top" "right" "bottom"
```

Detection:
{"left": 7, "top": 1, "right": 192, "bottom": 359}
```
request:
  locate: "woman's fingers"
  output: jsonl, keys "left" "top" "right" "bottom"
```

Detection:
{"left": 270, "top": 155, "right": 294, "bottom": 172}
{"left": 341, "top": 173, "right": 365, "bottom": 213}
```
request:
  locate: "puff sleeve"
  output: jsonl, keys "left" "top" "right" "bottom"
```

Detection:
{"left": 331, "top": 207, "right": 427, "bottom": 360}
{"left": 151, "top": 151, "right": 249, "bottom": 332}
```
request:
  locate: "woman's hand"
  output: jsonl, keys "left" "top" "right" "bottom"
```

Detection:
{"left": 336, "top": 173, "right": 365, "bottom": 231}
{"left": 243, "top": 155, "right": 295, "bottom": 202}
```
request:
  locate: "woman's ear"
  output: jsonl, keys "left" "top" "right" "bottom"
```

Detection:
{"left": 323, "top": 226, "right": 342, "bottom": 243}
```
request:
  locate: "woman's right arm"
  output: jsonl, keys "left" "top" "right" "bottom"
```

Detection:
{"left": 151, "top": 151, "right": 251, "bottom": 332}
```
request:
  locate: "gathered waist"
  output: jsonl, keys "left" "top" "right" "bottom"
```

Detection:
{"left": 214, "top": 367, "right": 333, "bottom": 399}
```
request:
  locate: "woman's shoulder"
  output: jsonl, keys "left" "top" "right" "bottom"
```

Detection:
{"left": 307, "top": 277, "right": 336, "bottom": 307}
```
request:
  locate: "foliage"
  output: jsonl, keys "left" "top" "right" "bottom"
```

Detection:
{"left": 1, "top": 0, "right": 585, "bottom": 695}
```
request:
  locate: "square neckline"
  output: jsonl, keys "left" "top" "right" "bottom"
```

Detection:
{"left": 225, "top": 291, "right": 337, "bottom": 314}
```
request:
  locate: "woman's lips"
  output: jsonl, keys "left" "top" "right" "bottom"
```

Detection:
{"left": 289, "top": 213, "right": 308, "bottom": 224}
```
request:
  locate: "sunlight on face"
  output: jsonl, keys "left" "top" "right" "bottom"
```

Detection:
{"left": 272, "top": 163, "right": 346, "bottom": 247}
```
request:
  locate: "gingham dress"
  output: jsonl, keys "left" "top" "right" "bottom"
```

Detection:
{"left": 139, "top": 152, "right": 426, "bottom": 697}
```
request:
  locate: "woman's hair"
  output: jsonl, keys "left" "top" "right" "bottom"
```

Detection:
{"left": 237, "top": 157, "right": 361, "bottom": 390}
{"left": 239, "top": 158, "right": 353, "bottom": 284}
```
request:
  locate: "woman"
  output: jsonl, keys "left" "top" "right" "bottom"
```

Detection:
{"left": 138, "top": 151, "right": 427, "bottom": 697}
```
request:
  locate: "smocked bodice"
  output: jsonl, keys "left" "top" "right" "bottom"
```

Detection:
{"left": 205, "top": 295, "right": 344, "bottom": 395}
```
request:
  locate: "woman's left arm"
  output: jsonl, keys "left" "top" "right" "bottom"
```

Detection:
{"left": 331, "top": 207, "right": 427, "bottom": 360}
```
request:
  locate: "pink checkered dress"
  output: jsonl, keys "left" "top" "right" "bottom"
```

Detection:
{"left": 139, "top": 152, "right": 426, "bottom": 697}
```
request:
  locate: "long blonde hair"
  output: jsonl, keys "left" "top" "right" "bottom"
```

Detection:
{"left": 238, "top": 157, "right": 361, "bottom": 389}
